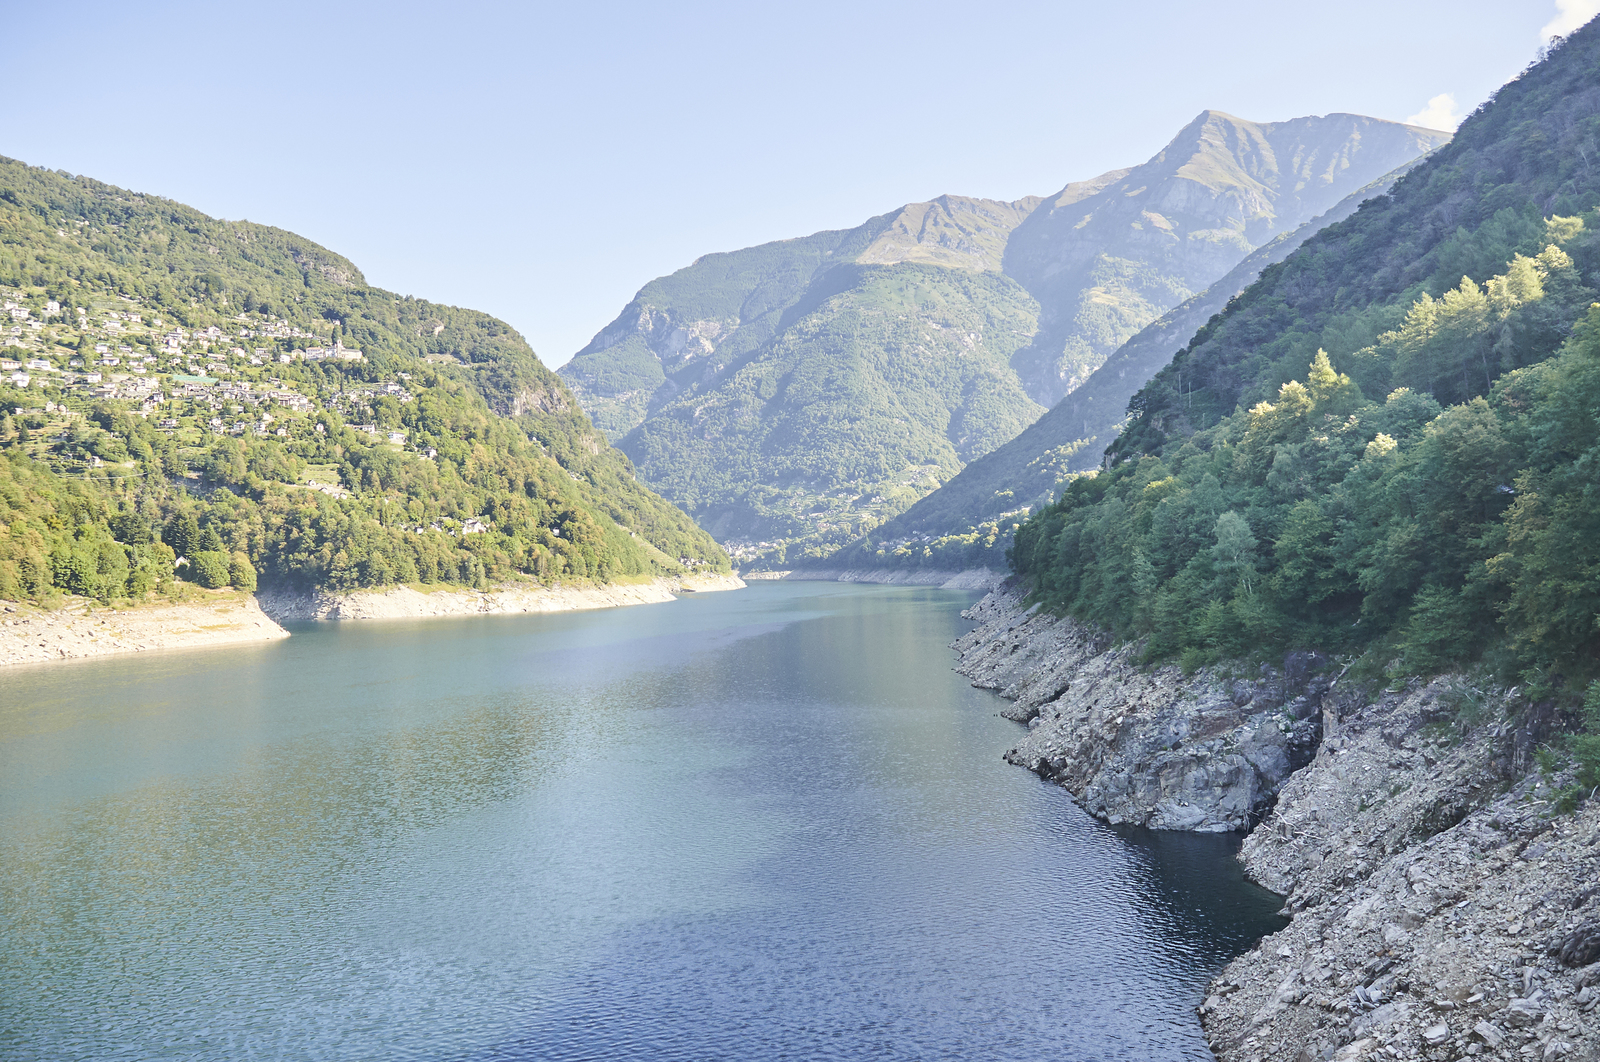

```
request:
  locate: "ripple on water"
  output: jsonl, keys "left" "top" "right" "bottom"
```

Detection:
{"left": 0, "top": 584, "right": 1283, "bottom": 1061}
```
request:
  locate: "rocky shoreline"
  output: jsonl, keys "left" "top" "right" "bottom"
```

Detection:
{"left": 255, "top": 572, "right": 744, "bottom": 622}
{"left": 786, "top": 566, "right": 1006, "bottom": 591}
{"left": 2, "top": 573, "right": 745, "bottom": 668}
{"left": 0, "top": 591, "right": 289, "bottom": 667}
{"left": 953, "top": 582, "right": 1600, "bottom": 1062}
{"left": 953, "top": 582, "right": 1325, "bottom": 832}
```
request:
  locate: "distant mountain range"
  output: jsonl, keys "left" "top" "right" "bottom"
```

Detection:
{"left": 818, "top": 162, "right": 1429, "bottom": 575}
{"left": 560, "top": 111, "right": 1448, "bottom": 567}
{"left": 1003, "top": 112, "right": 1449, "bottom": 406}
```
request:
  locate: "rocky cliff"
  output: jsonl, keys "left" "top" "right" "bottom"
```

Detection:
{"left": 953, "top": 583, "right": 1599, "bottom": 1062}
{"left": 954, "top": 581, "right": 1325, "bottom": 832}
{"left": 1203, "top": 683, "right": 1599, "bottom": 1062}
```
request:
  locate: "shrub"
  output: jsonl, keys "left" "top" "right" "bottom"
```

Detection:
{"left": 1574, "top": 681, "right": 1600, "bottom": 792}
{"left": 189, "top": 551, "right": 231, "bottom": 589}
{"left": 227, "top": 551, "right": 257, "bottom": 592}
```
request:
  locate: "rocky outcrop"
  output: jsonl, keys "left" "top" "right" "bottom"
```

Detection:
{"left": 1200, "top": 680, "right": 1599, "bottom": 1062}
{"left": 952, "top": 581, "right": 1599, "bottom": 1061}
{"left": 256, "top": 573, "right": 743, "bottom": 622}
{"left": 952, "top": 582, "right": 1323, "bottom": 832}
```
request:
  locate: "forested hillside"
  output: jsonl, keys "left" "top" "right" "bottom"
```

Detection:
{"left": 811, "top": 166, "right": 1424, "bottom": 576}
{"left": 561, "top": 199, "right": 1050, "bottom": 565}
{"left": 1007, "top": 26, "right": 1600, "bottom": 722}
{"left": 0, "top": 157, "right": 726, "bottom": 605}
{"left": 563, "top": 115, "right": 1443, "bottom": 569}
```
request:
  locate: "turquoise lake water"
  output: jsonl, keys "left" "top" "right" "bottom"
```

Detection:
{"left": 0, "top": 582, "right": 1283, "bottom": 1060}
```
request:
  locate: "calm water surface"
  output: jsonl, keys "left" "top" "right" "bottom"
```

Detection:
{"left": 0, "top": 583, "right": 1283, "bottom": 1060}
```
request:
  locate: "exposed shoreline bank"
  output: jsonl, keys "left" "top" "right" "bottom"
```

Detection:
{"left": 1, "top": 573, "right": 745, "bottom": 668}
{"left": 0, "top": 591, "right": 289, "bottom": 668}
{"left": 784, "top": 566, "right": 1006, "bottom": 591}
{"left": 952, "top": 581, "right": 1600, "bottom": 1062}
{"left": 254, "top": 572, "right": 745, "bottom": 622}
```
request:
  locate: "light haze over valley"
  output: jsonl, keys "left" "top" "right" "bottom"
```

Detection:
{"left": 5, "top": 4, "right": 1600, "bottom": 1062}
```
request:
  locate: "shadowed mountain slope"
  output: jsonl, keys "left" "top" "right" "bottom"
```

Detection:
{"left": 1005, "top": 112, "right": 1451, "bottom": 407}
{"left": 560, "top": 113, "right": 1446, "bottom": 568}
{"left": 807, "top": 163, "right": 1430, "bottom": 576}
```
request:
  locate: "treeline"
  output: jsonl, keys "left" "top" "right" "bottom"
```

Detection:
{"left": 0, "top": 353, "right": 697, "bottom": 602}
{"left": 1014, "top": 217, "right": 1599, "bottom": 682}
{"left": 0, "top": 405, "right": 664, "bottom": 604}
{"left": 0, "top": 155, "right": 730, "bottom": 601}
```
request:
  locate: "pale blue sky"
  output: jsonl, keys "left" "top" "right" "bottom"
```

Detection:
{"left": 1, "top": 0, "right": 1589, "bottom": 365}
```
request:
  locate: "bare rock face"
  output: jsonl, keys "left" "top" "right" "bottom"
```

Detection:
{"left": 1199, "top": 678, "right": 1600, "bottom": 1062}
{"left": 952, "top": 582, "right": 1600, "bottom": 1061}
{"left": 1202, "top": 790, "right": 1600, "bottom": 1062}
{"left": 952, "top": 583, "right": 1324, "bottom": 832}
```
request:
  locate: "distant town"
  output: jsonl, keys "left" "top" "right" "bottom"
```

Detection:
{"left": 1, "top": 286, "right": 427, "bottom": 450}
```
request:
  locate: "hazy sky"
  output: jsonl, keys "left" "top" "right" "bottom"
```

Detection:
{"left": 3, "top": 0, "right": 1594, "bottom": 365}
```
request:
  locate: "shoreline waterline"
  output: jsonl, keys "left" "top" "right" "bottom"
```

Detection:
{"left": 0, "top": 582, "right": 1282, "bottom": 1061}
{"left": 0, "top": 572, "right": 744, "bottom": 668}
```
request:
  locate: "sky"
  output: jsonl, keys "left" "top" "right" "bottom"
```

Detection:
{"left": 3, "top": 0, "right": 1595, "bottom": 366}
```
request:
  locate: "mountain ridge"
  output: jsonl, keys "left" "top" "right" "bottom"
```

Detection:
{"left": 1003, "top": 110, "right": 1451, "bottom": 405}
{"left": 807, "top": 160, "right": 1433, "bottom": 577}
{"left": 560, "top": 111, "right": 1448, "bottom": 568}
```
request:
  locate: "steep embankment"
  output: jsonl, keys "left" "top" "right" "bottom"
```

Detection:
{"left": 255, "top": 572, "right": 743, "bottom": 621}
{"left": 0, "top": 592, "right": 288, "bottom": 667}
{"left": 561, "top": 114, "right": 1443, "bottom": 571}
{"left": 1201, "top": 682, "right": 1600, "bottom": 1062}
{"left": 954, "top": 581, "right": 1324, "bottom": 832}
{"left": 2, "top": 574, "right": 746, "bottom": 668}
{"left": 953, "top": 583, "right": 1600, "bottom": 1062}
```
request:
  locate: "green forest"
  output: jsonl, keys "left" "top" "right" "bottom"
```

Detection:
{"left": 561, "top": 215, "right": 1051, "bottom": 567}
{"left": 0, "top": 157, "right": 727, "bottom": 606}
{"left": 1007, "top": 30, "right": 1600, "bottom": 781}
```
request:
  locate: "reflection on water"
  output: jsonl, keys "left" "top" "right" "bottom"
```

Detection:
{"left": 0, "top": 583, "right": 1283, "bottom": 1061}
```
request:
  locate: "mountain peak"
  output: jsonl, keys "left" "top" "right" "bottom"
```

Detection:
{"left": 1001, "top": 111, "right": 1451, "bottom": 405}
{"left": 855, "top": 193, "right": 1045, "bottom": 272}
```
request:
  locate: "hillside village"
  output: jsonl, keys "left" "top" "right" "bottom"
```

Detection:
{"left": 0, "top": 286, "right": 435, "bottom": 467}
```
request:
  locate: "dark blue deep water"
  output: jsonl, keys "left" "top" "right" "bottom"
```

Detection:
{"left": 0, "top": 582, "right": 1283, "bottom": 1060}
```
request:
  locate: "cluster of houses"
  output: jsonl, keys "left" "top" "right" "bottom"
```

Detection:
{"left": 253, "top": 317, "right": 318, "bottom": 341}
{"left": 276, "top": 339, "right": 365, "bottom": 363}
{"left": 0, "top": 288, "right": 355, "bottom": 380}
{"left": 0, "top": 292, "right": 444, "bottom": 456}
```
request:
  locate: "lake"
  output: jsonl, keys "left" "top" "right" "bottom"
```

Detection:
{"left": 0, "top": 582, "right": 1283, "bottom": 1060}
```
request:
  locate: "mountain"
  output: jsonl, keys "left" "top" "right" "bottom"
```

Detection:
{"left": 1005, "top": 112, "right": 1450, "bottom": 407}
{"left": 559, "top": 193, "right": 1047, "bottom": 444}
{"left": 0, "top": 156, "right": 727, "bottom": 605}
{"left": 811, "top": 163, "right": 1428, "bottom": 576}
{"left": 561, "top": 113, "right": 1446, "bottom": 568}
{"left": 1004, "top": 20, "right": 1600, "bottom": 698}
{"left": 559, "top": 200, "right": 1049, "bottom": 565}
